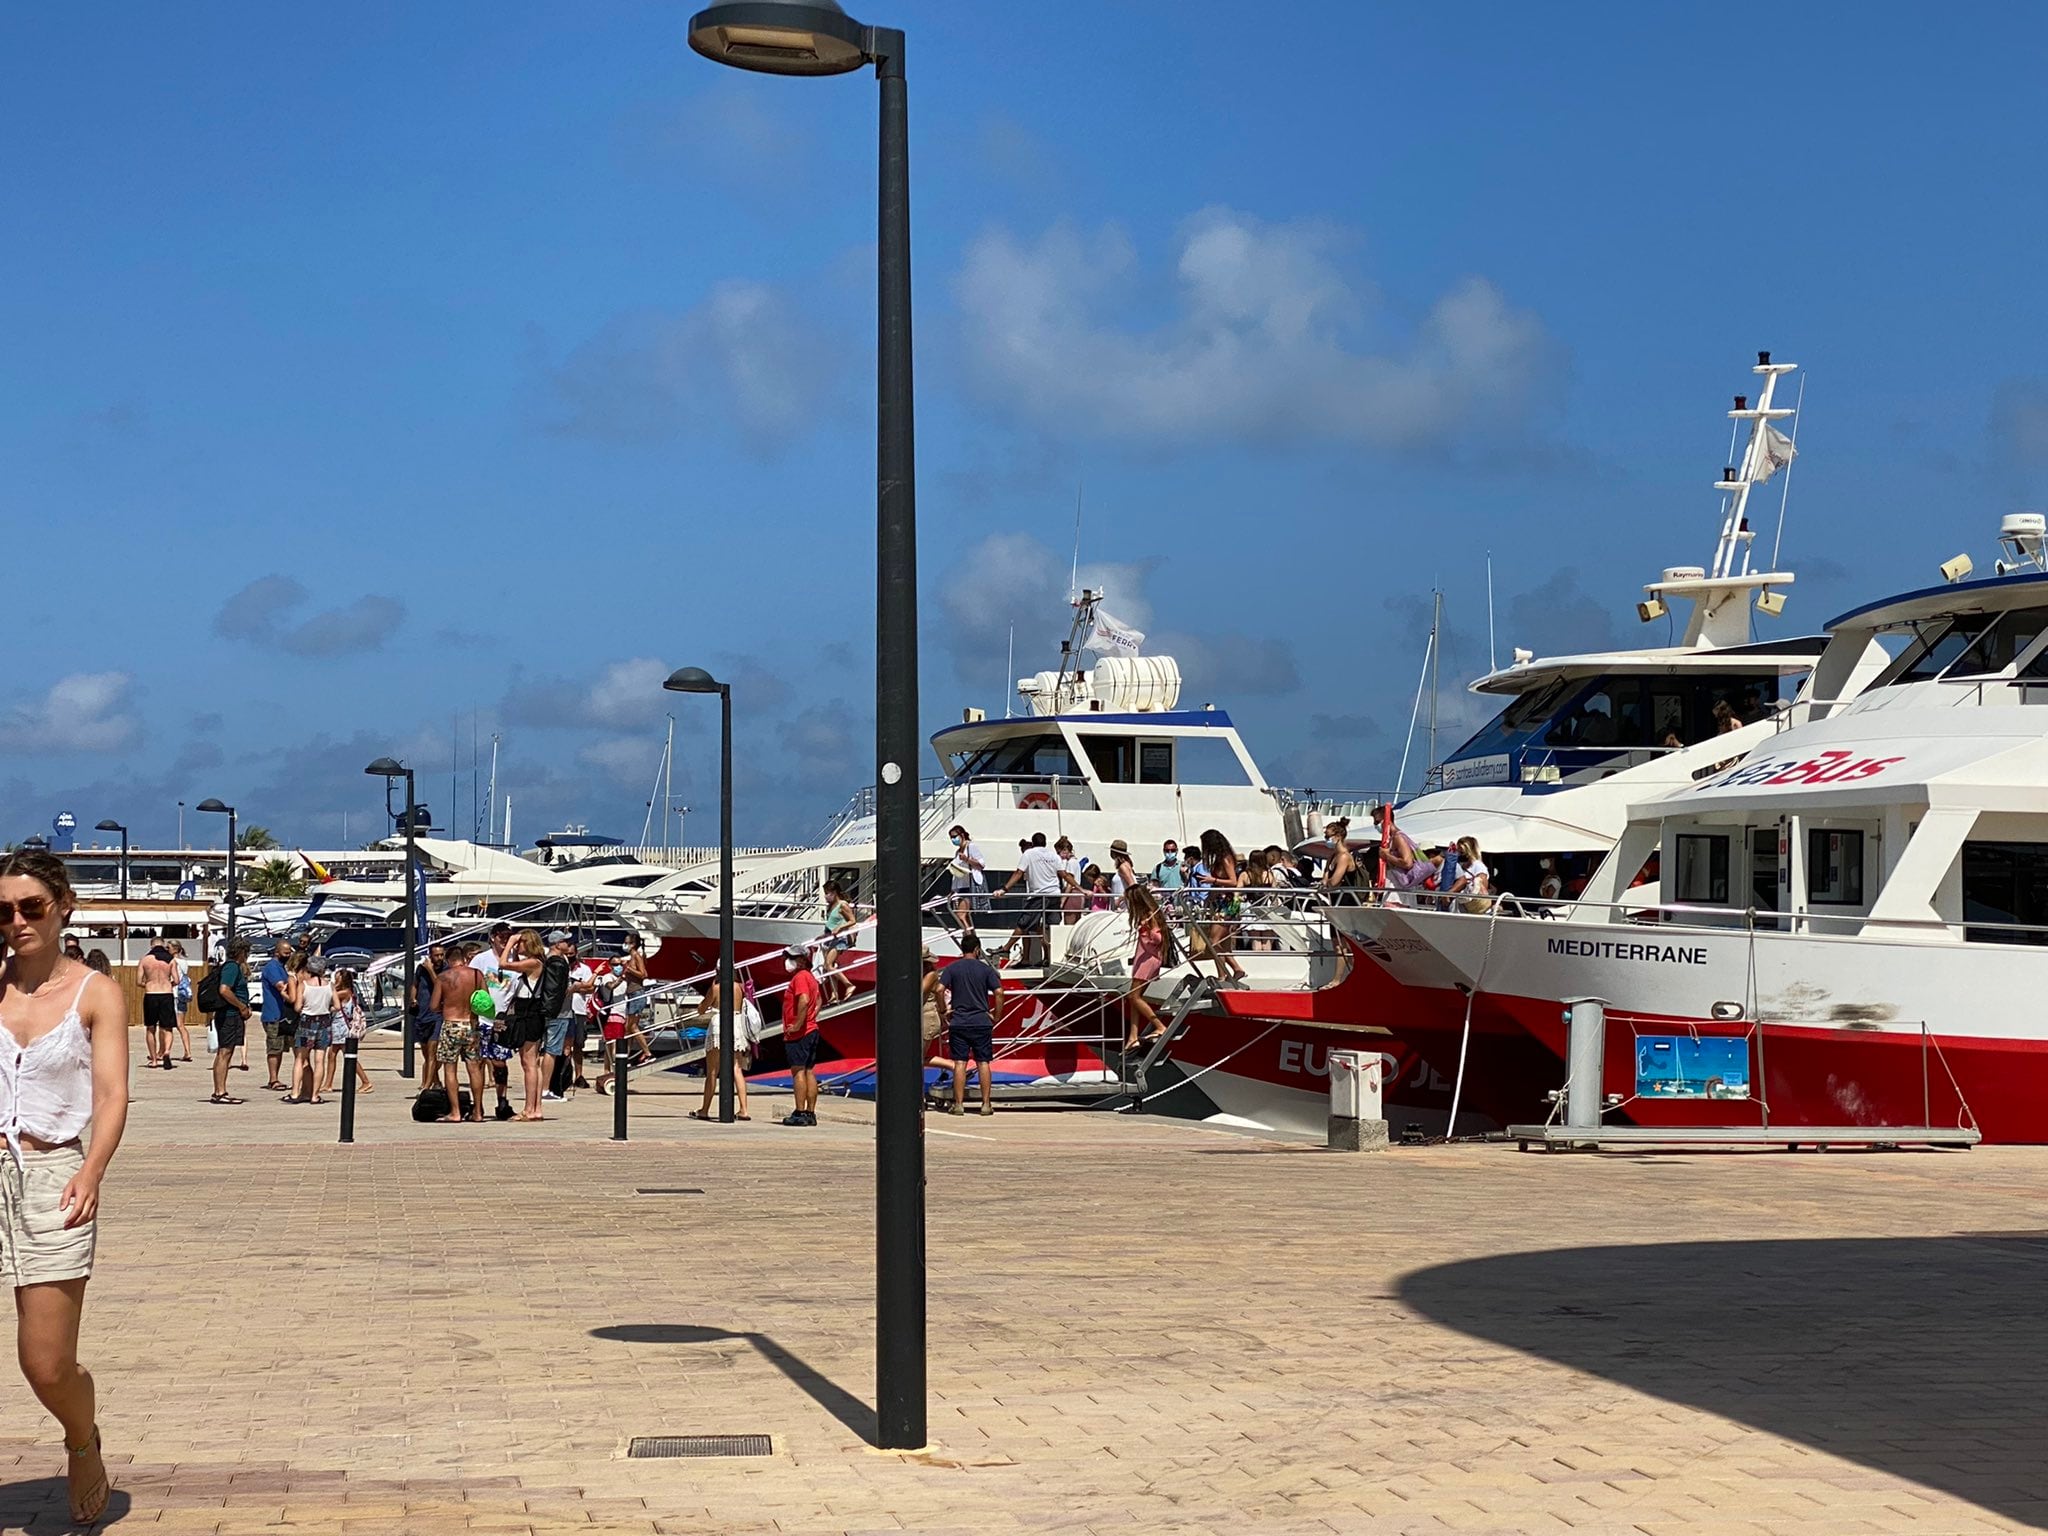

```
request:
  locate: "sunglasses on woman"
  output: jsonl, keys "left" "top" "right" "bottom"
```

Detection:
{"left": 0, "top": 896, "right": 55, "bottom": 924}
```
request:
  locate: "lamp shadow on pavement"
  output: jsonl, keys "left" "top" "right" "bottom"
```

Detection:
{"left": 1398, "top": 1235, "right": 2048, "bottom": 1530}
{"left": 591, "top": 1324, "right": 878, "bottom": 1445}
{"left": 0, "top": 1474, "right": 132, "bottom": 1529}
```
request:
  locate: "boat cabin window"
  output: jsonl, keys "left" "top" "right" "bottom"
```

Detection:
{"left": 1672, "top": 833, "right": 1730, "bottom": 905}
{"left": 1542, "top": 674, "right": 1793, "bottom": 750}
{"left": 1078, "top": 736, "right": 1182, "bottom": 785}
{"left": 1750, "top": 829, "right": 1779, "bottom": 912}
{"left": 950, "top": 733, "right": 1082, "bottom": 783}
{"left": 1961, "top": 841, "right": 2048, "bottom": 945}
{"left": 1806, "top": 828, "right": 1865, "bottom": 905}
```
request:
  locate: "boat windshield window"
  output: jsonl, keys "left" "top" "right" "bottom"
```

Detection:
{"left": 950, "top": 734, "right": 1080, "bottom": 782}
{"left": 1877, "top": 614, "right": 1994, "bottom": 686}
{"left": 1944, "top": 606, "right": 2048, "bottom": 677}
{"left": 1173, "top": 737, "right": 1253, "bottom": 787}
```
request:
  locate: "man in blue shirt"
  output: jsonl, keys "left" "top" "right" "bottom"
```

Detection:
{"left": 939, "top": 933, "right": 1005, "bottom": 1117}
{"left": 259, "top": 939, "right": 294, "bottom": 1091}
{"left": 1153, "top": 841, "right": 1184, "bottom": 889}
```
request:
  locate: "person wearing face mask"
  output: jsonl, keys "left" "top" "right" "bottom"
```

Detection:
{"left": 780, "top": 946, "right": 822, "bottom": 1127}
{"left": 946, "top": 825, "right": 987, "bottom": 934}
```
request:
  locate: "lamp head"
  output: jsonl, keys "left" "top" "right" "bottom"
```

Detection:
{"left": 364, "top": 757, "right": 406, "bottom": 778}
{"left": 196, "top": 799, "right": 232, "bottom": 815}
{"left": 95, "top": 819, "right": 124, "bottom": 833}
{"left": 687, "top": 1, "right": 869, "bottom": 76}
{"left": 663, "top": 666, "right": 725, "bottom": 695}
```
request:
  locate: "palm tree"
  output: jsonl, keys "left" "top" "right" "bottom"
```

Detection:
{"left": 237, "top": 825, "right": 280, "bottom": 851}
{"left": 245, "top": 857, "right": 306, "bottom": 900}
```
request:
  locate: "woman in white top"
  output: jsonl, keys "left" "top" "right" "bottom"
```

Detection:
{"left": 1450, "top": 835, "right": 1493, "bottom": 913}
{"left": 0, "top": 850, "right": 128, "bottom": 1524}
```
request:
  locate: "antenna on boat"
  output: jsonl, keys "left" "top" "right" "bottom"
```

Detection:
{"left": 1768, "top": 369, "right": 1806, "bottom": 572}
{"left": 485, "top": 735, "right": 500, "bottom": 845}
{"left": 1486, "top": 552, "right": 1497, "bottom": 673}
{"left": 1069, "top": 481, "right": 1083, "bottom": 602}
{"left": 1428, "top": 589, "right": 1442, "bottom": 778}
{"left": 1004, "top": 625, "right": 1014, "bottom": 719}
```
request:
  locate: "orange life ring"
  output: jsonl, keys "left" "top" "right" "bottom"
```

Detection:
{"left": 1019, "top": 790, "right": 1059, "bottom": 811}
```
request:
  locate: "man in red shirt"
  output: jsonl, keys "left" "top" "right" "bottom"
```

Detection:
{"left": 781, "top": 945, "right": 822, "bottom": 1127}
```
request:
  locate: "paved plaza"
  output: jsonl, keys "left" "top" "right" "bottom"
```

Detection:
{"left": 2, "top": 1038, "right": 2041, "bottom": 1534}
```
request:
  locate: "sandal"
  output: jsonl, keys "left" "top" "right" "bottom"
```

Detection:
{"left": 209, "top": 1094, "right": 246, "bottom": 1105}
{"left": 687, "top": 1109, "right": 712, "bottom": 1121}
{"left": 67, "top": 1424, "right": 108, "bottom": 1525}
{"left": 280, "top": 1096, "right": 305, "bottom": 1105}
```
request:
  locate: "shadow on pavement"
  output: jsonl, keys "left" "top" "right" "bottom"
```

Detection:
{"left": 1398, "top": 1235, "right": 2048, "bottom": 1530}
{"left": 592, "top": 1323, "right": 877, "bottom": 1445}
{"left": 0, "top": 1474, "right": 132, "bottom": 1529}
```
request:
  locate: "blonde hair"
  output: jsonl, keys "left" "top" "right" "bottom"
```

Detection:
{"left": 1455, "top": 836, "right": 1481, "bottom": 862}
{"left": 511, "top": 928, "right": 544, "bottom": 960}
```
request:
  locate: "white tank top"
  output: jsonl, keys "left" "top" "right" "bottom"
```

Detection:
{"left": 0, "top": 973, "right": 94, "bottom": 1162}
{"left": 300, "top": 980, "right": 335, "bottom": 1017}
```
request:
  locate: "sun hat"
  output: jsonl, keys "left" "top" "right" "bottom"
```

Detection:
{"left": 1109, "top": 839, "right": 1129, "bottom": 854}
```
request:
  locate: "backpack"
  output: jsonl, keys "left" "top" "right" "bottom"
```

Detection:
{"left": 537, "top": 954, "right": 572, "bottom": 1018}
{"left": 196, "top": 964, "right": 225, "bottom": 1015}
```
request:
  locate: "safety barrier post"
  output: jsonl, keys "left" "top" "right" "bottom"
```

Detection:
{"left": 338, "top": 1035, "right": 359, "bottom": 1144}
{"left": 1565, "top": 997, "right": 1607, "bottom": 1131}
{"left": 612, "top": 1048, "right": 629, "bottom": 1142}
{"left": 1327, "top": 1049, "right": 1387, "bottom": 1151}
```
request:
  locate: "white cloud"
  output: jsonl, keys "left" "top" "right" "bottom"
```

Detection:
{"left": 0, "top": 672, "right": 140, "bottom": 755}
{"left": 546, "top": 280, "right": 846, "bottom": 453}
{"left": 506, "top": 657, "right": 671, "bottom": 731}
{"left": 955, "top": 207, "right": 1559, "bottom": 451}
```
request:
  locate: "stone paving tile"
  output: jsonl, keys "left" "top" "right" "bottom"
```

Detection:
{"left": 0, "top": 1041, "right": 2040, "bottom": 1532}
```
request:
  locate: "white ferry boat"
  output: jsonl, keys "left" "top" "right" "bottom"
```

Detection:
{"left": 1354, "top": 513, "right": 2048, "bottom": 1142}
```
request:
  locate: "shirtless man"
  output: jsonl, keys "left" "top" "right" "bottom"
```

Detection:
{"left": 430, "top": 942, "right": 488, "bottom": 1124}
{"left": 137, "top": 943, "right": 179, "bottom": 1071}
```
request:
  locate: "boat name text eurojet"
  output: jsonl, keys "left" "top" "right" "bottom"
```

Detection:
{"left": 1543, "top": 937, "right": 1710, "bottom": 965}
{"left": 1698, "top": 749, "right": 1907, "bottom": 791}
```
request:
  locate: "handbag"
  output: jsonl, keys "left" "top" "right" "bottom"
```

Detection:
{"left": 206, "top": 1021, "right": 219, "bottom": 1053}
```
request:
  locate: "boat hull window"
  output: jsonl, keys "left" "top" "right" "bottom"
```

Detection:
{"left": 1962, "top": 841, "right": 2048, "bottom": 945}
{"left": 1673, "top": 834, "right": 1730, "bottom": 906}
{"left": 1806, "top": 828, "right": 1865, "bottom": 906}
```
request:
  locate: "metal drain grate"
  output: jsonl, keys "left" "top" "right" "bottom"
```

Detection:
{"left": 634, "top": 1187, "right": 705, "bottom": 1196}
{"left": 628, "top": 1434, "right": 772, "bottom": 1459}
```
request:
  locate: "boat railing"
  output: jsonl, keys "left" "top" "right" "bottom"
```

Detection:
{"left": 919, "top": 774, "right": 1098, "bottom": 832}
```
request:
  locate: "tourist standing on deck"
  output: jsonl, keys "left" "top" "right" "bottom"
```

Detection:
{"left": 1320, "top": 818, "right": 1357, "bottom": 891}
{"left": 940, "top": 932, "right": 1004, "bottom": 1117}
{"left": 781, "top": 945, "right": 822, "bottom": 1127}
{"left": 137, "top": 943, "right": 178, "bottom": 1072}
{"left": 1153, "top": 840, "right": 1184, "bottom": 891}
{"left": 998, "top": 832, "right": 1062, "bottom": 968}
{"left": 0, "top": 849, "right": 128, "bottom": 1524}
{"left": 1195, "top": 830, "right": 1250, "bottom": 984}
{"left": 1108, "top": 840, "right": 1139, "bottom": 904}
{"left": 208, "top": 940, "right": 253, "bottom": 1104}
{"left": 258, "top": 939, "right": 293, "bottom": 1093}
{"left": 947, "top": 825, "right": 987, "bottom": 934}
{"left": 1054, "top": 836, "right": 1087, "bottom": 924}
{"left": 818, "top": 882, "right": 859, "bottom": 1006}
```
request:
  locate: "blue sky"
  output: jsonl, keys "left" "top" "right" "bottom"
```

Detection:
{"left": 5, "top": 2, "right": 2047, "bottom": 849}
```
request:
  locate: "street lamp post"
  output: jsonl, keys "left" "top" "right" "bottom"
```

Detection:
{"left": 663, "top": 667, "right": 736, "bottom": 1124}
{"left": 195, "top": 800, "right": 237, "bottom": 953}
{"left": 685, "top": 0, "right": 925, "bottom": 1450}
{"left": 366, "top": 759, "right": 420, "bottom": 1085}
{"left": 95, "top": 820, "right": 129, "bottom": 901}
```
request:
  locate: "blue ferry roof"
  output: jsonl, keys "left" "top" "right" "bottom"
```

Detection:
{"left": 929, "top": 708, "right": 1233, "bottom": 748}
{"left": 1827, "top": 569, "right": 2048, "bottom": 631}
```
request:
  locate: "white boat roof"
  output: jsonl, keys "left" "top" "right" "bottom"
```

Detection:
{"left": 1648, "top": 714, "right": 2048, "bottom": 818}
{"left": 1469, "top": 636, "right": 1826, "bottom": 697}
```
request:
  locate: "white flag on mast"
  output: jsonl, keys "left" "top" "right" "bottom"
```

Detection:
{"left": 1751, "top": 423, "right": 1798, "bottom": 484}
{"left": 1084, "top": 608, "right": 1145, "bottom": 657}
